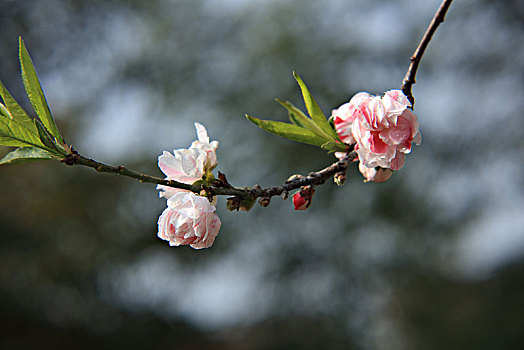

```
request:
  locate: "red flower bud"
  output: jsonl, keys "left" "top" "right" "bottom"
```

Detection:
{"left": 292, "top": 185, "right": 315, "bottom": 210}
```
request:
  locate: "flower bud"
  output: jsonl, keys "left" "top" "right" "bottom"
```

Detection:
{"left": 286, "top": 174, "right": 304, "bottom": 183}
{"left": 292, "top": 185, "right": 315, "bottom": 210}
{"left": 258, "top": 196, "right": 271, "bottom": 207}
{"left": 333, "top": 171, "right": 347, "bottom": 186}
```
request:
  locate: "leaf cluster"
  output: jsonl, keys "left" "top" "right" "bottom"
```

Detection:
{"left": 0, "top": 38, "right": 67, "bottom": 165}
{"left": 246, "top": 72, "right": 347, "bottom": 153}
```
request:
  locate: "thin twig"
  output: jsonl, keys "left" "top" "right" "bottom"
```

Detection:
{"left": 401, "top": 0, "right": 453, "bottom": 106}
{"left": 65, "top": 146, "right": 356, "bottom": 201}
{"left": 249, "top": 150, "right": 357, "bottom": 199}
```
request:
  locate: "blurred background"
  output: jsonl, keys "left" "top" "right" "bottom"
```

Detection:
{"left": 1, "top": 0, "right": 523, "bottom": 348}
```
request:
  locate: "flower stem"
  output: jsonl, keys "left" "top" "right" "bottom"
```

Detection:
{"left": 401, "top": 0, "right": 454, "bottom": 106}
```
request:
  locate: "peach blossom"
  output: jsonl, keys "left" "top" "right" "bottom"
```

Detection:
{"left": 158, "top": 192, "right": 221, "bottom": 249}
{"left": 157, "top": 123, "right": 218, "bottom": 199}
{"left": 190, "top": 122, "right": 219, "bottom": 171}
{"left": 333, "top": 89, "right": 421, "bottom": 172}
{"left": 333, "top": 92, "right": 371, "bottom": 145}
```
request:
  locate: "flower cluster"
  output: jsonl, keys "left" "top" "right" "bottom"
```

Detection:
{"left": 332, "top": 90, "right": 421, "bottom": 182}
{"left": 156, "top": 123, "right": 221, "bottom": 249}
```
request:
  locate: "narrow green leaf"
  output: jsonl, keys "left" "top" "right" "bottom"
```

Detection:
{"left": 321, "top": 140, "right": 348, "bottom": 153}
{"left": 245, "top": 114, "right": 327, "bottom": 147}
{"left": 0, "top": 114, "right": 45, "bottom": 148}
{"left": 293, "top": 72, "right": 338, "bottom": 139}
{"left": 0, "top": 80, "right": 37, "bottom": 132}
{"left": 34, "top": 119, "right": 67, "bottom": 155}
{"left": 0, "top": 147, "right": 55, "bottom": 165}
{"left": 275, "top": 99, "right": 333, "bottom": 141}
{"left": 19, "top": 37, "right": 64, "bottom": 144}
{"left": 288, "top": 111, "right": 304, "bottom": 127}
{"left": 34, "top": 119, "right": 57, "bottom": 150}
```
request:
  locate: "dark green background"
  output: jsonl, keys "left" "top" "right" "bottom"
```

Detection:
{"left": 1, "top": 0, "right": 523, "bottom": 349}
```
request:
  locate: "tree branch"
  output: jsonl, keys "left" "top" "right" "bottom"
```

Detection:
{"left": 60, "top": 1, "right": 453, "bottom": 208}
{"left": 401, "top": 0, "right": 453, "bottom": 106}
{"left": 64, "top": 145, "right": 357, "bottom": 203}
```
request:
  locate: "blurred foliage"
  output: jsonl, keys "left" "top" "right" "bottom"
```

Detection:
{"left": 1, "top": 0, "right": 524, "bottom": 349}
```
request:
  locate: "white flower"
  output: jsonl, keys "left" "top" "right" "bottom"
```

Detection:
{"left": 157, "top": 192, "right": 221, "bottom": 249}
{"left": 157, "top": 123, "right": 218, "bottom": 199}
{"left": 157, "top": 148, "right": 207, "bottom": 199}
{"left": 190, "top": 122, "right": 219, "bottom": 171}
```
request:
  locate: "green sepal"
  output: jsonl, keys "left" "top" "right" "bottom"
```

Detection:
{"left": 245, "top": 114, "right": 328, "bottom": 147}
{"left": 203, "top": 170, "right": 215, "bottom": 182}
{"left": 192, "top": 179, "right": 204, "bottom": 188}
{"left": 293, "top": 71, "right": 338, "bottom": 140}
{"left": 0, "top": 146, "right": 55, "bottom": 165}
{"left": 239, "top": 197, "right": 256, "bottom": 212}
{"left": 19, "top": 37, "right": 64, "bottom": 144}
{"left": 275, "top": 99, "right": 333, "bottom": 141}
{"left": 191, "top": 171, "right": 216, "bottom": 189}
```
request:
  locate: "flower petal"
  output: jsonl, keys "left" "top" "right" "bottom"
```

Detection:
{"left": 194, "top": 122, "right": 209, "bottom": 143}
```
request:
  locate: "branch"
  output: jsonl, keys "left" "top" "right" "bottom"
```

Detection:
{"left": 401, "top": 0, "right": 453, "bottom": 106}
{"left": 248, "top": 149, "right": 356, "bottom": 200}
{"left": 57, "top": 2, "right": 453, "bottom": 209}
{"left": 63, "top": 145, "right": 357, "bottom": 203}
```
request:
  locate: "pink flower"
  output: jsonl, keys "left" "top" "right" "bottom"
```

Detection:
{"left": 334, "top": 89, "right": 421, "bottom": 171}
{"left": 333, "top": 92, "right": 371, "bottom": 145}
{"left": 358, "top": 163, "right": 394, "bottom": 183}
{"left": 157, "top": 191, "right": 221, "bottom": 249}
{"left": 157, "top": 123, "right": 218, "bottom": 199}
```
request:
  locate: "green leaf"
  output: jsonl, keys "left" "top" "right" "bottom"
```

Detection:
{"left": 245, "top": 114, "right": 327, "bottom": 147}
{"left": 0, "top": 147, "right": 55, "bottom": 165}
{"left": 0, "top": 80, "right": 37, "bottom": 132}
{"left": 19, "top": 37, "right": 64, "bottom": 144}
{"left": 0, "top": 114, "right": 45, "bottom": 148}
{"left": 321, "top": 140, "right": 348, "bottom": 153}
{"left": 293, "top": 71, "right": 338, "bottom": 140}
{"left": 275, "top": 99, "right": 334, "bottom": 141}
{"left": 328, "top": 114, "right": 335, "bottom": 130}
{"left": 34, "top": 119, "right": 65, "bottom": 155}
